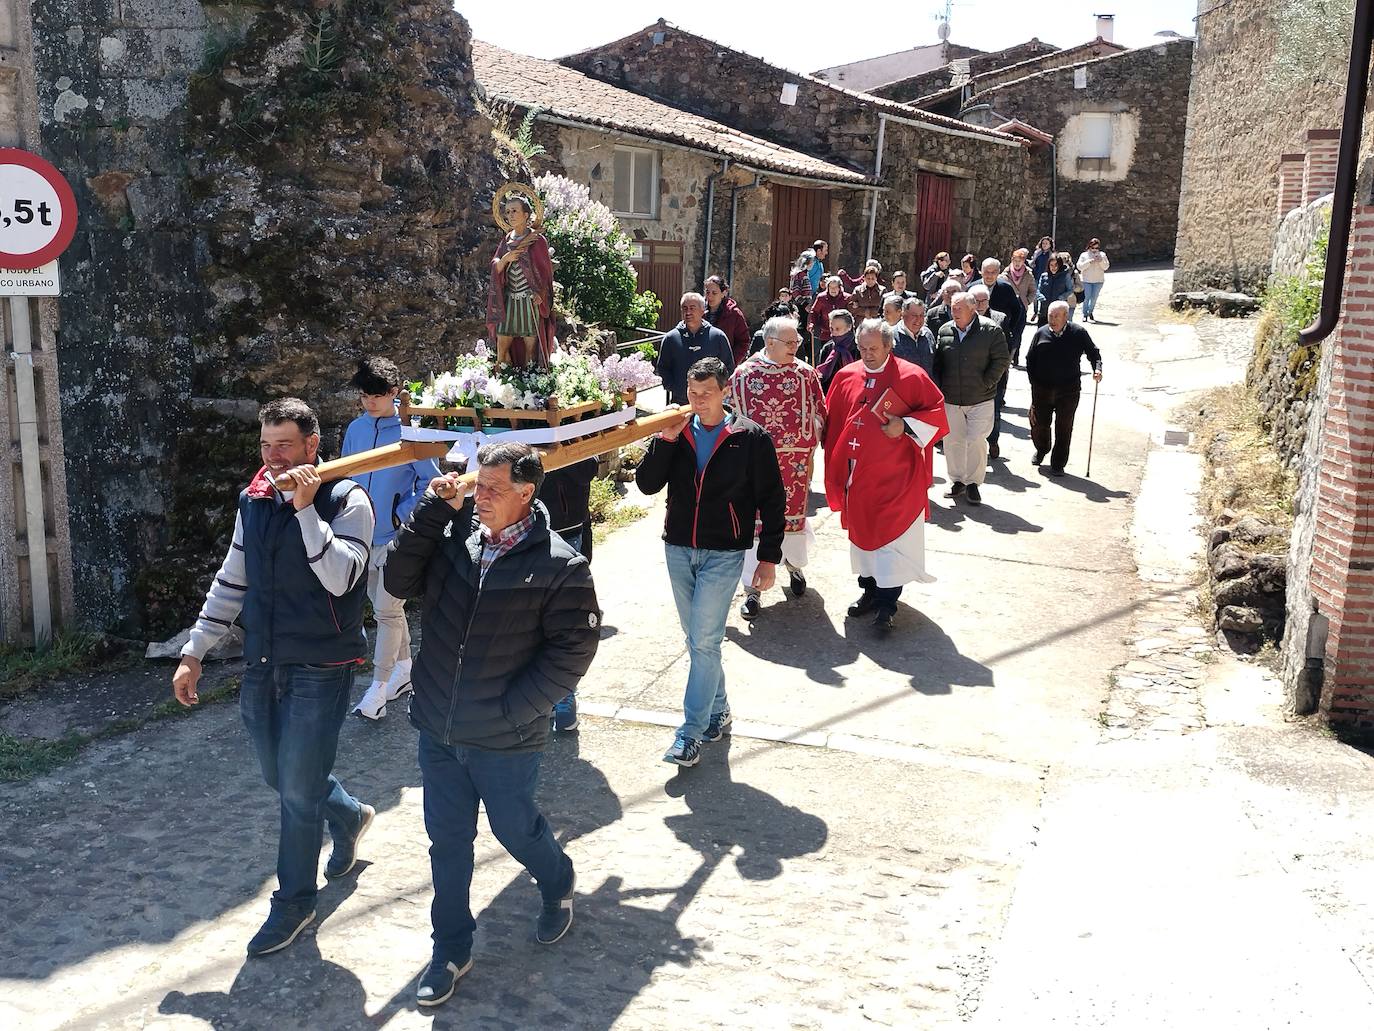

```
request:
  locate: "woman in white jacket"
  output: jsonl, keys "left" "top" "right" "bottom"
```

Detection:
{"left": 1076, "top": 238, "right": 1110, "bottom": 322}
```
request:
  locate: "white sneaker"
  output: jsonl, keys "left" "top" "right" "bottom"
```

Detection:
{"left": 352, "top": 681, "right": 389, "bottom": 721}
{"left": 385, "top": 664, "right": 413, "bottom": 702}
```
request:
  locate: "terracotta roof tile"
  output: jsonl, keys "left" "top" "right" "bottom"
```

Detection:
{"left": 473, "top": 41, "right": 872, "bottom": 186}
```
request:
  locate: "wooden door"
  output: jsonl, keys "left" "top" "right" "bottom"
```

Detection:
{"left": 913, "top": 172, "right": 956, "bottom": 270}
{"left": 629, "top": 240, "right": 684, "bottom": 330}
{"left": 770, "top": 186, "right": 832, "bottom": 291}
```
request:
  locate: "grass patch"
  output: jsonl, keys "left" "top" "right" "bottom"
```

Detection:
{"left": 1185, "top": 383, "right": 1296, "bottom": 527}
{"left": 0, "top": 632, "right": 121, "bottom": 703}
{"left": 0, "top": 677, "right": 241, "bottom": 783}
{"left": 1158, "top": 304, "right": 1204, "bottom": 324}
{"left": 589, "top": 476, "right": 649, "bottom": 545}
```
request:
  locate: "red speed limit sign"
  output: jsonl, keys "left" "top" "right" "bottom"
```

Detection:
{"left": 0, "top": 148, "right": 77, "bottom": 271}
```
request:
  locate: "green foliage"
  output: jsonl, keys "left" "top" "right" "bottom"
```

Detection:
{"left": 626, "top": 290, "right": 662, "bottom": 333}
{"left": 535, "top": 174, "right": 662, "bottom": 333}
{"left": 0, "top": 632, "right": 104, "bottom": 702}
{"left": 303, "top": 9, "right": 340, "bottom": 75}
{"left": 543, "top": 220, "right": 639, "bottom": 328}
{"left": 587, "top": 476, "right": 648, "bottom": 544}
{"left": 514, "top": 108, "right": 547, "bottom": 160}
{"left": 1269, "top": 0, "right": 1354, "bottom": 92}
{"left": 636, "top": 340, "right": 658, "bottom": 362}
{"left": 1250, "top": 215, "right": 1329, "bottom": 403}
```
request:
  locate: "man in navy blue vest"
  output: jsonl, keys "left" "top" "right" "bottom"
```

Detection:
{"left": 172, "top": 398, "right": 376, "bottom": 958}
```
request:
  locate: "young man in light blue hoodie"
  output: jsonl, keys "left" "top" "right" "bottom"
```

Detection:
{"left": 343, "top": 357, "right": 443, "bottom": 720}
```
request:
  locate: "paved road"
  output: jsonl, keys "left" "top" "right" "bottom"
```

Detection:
{"left": 8, "top": 270, "right": 1372, "bottom": 1028}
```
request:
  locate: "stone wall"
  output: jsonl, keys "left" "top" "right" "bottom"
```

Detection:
{"left": 561, "top": 23, "right": 1039, "bottom": 278}
{"left": 871, "top": 40, "right": 1060, "bottom": 104}
{"left": 1173, "top": 0, "right": 1348, "bottom": 294}
{"left": 970, "top": 40, "right": 1194, "bottom": 264}
{"left": 30, "top": 0, "right": 506, "bottom": 636}
{"left": 1270, "top": 195, "right": 1333, "bottom": 284}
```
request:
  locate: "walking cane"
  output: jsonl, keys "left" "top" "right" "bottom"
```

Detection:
{"left": 1085, "top": 378, "right": 1100, "bottom": 478}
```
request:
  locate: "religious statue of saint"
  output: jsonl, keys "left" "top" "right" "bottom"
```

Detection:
{"left": 486, "top": 184, "right": 557, "bottom": 367}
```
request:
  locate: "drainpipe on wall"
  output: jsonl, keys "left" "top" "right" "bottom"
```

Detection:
{"left": 727, "top": 174, "right": 764, "bottom": 284}
{"left": 866, "top": 114, "right": 888, "bottom": 261}
{"left": 701, "top": 159, "right": 730, "bottom": 288}
{"left": 1049, "top": 141, "right": 1058, "bottom": 247}
{"left": 1299, "top": 0, "right": 1372, "bottom": 346}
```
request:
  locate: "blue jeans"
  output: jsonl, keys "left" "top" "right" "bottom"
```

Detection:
{"left": 1082, "top": 280, "right": 1104, "bottom": 317}
{"left": 418, "top": 734, "right": 572, "bottom": 961}
{"left": 665, "top": 544, "right": 745, "bottom": 740}
{"left": 240, "top": 662, "right": 363, "bottom": 908}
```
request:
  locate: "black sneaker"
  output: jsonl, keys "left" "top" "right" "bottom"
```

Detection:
{"left": 988, "top": 441, "right": 1001, "bottom": 461}
{"left": 873, "top": 609, "right": 896, "bottom": 631}
{"left": 703, "top": 708, "right": 732, "bottom": 743}
{"left": 1048, "top": 466, "right": 1066, "bottom": 478}
{"left": 246, "top": 903, "right": 315, "bottom": 957}
{"left": 966, "top": 483, "right": 982, "bottom": 505}
{"left": 662, "top": 735, "right": 701, "bottom": 767}
{"left": 553, "top": 695, "right": 579, "bottom": 732}
{"left": 789, "top": 570, "right": 807, "bottom": 598}
{"left": 848, "top": 591, "right": 878, "bottom": 617}
{"left": 536, "top": 869, "right": 576, "bottom": 945}
{"left": 416, "top": 954, "right": 473, "bottom": 1007}
{"left": 1032, "top": 450, "right": 1047, "bottom": 465}
{"left": 325, "top": 802, "right": 374, "bottom": 879}
{"left": 945, "top": 481, "right": 965, "bottom": 499}
{"left": 739, "top": 595, "right": 760, "bottom": 621}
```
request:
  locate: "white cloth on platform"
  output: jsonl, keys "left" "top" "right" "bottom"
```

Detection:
{"left": 741, "top": 524, "right": 814, "bottom": 589}
{"left": 850, "top": 513, "right": 933, "bottom": 589}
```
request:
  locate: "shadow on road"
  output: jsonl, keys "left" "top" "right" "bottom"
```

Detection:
{"left": 727, "top": 592, "right": 992, "bottom": 697}
{"left": 366, "top": 734, "right": 827, "bottom": 1029}
{"left": 1039, "top": 469, "right": 1131, "bottom": 504}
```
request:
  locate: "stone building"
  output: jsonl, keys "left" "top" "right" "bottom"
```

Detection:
{"left": 561, "top": 20, "right": 1042, "bottom": 287}
{"left": 958, "top": 39, "right": 1196, "bottom": 265}
{"left": 812, "top": 39, "right": 985, "bottom": 92}
{"left": 11, "top": 0, "right": 508, "bottom": 639}
{"left": 881, "top": 38, "right": 1125, "bottom": 113}
{"left": 471, "top": 41, "right": 873, "bottom": 326}
{"left": 1172, "top": 0, "right": 1349, "bottom": 293}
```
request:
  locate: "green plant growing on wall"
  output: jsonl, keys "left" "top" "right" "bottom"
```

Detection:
{"left": 514, "top": 108, "right": 547, "bottom": 160}
{"left": 303, "top": 9, "right": 341, "bottom": 75}
{"left": 1248, "top": 213, "right": 1330, "bottom": 436}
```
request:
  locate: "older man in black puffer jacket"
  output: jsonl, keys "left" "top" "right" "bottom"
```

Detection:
{"left": 385, "top": 441, "right": 599, "bottom": 1008}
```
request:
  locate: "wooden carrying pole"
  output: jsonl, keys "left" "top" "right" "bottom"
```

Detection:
{"left": 271, "top": 405, "right": 691, "bottom": 493}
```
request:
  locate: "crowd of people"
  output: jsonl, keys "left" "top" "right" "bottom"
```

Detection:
{"left": 165, "top": 231, "right": 1109, "bottom": 1010}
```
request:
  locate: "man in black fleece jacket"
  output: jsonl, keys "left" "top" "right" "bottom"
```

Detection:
{"left": 1025, "top": 300, "right": 1104, "bottom": 476}
{"left": 635, "top": 357, "right": 786, "bottom": 768}
{"left": 384, "top": 442, "right": 599, "bottom": 1007}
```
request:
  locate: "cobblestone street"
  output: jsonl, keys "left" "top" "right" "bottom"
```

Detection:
{"left": 6, "top": 271, "right": 1374, "bottom": 1029}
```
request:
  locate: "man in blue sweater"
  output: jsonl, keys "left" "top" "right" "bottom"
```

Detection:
{"left": 343, "top": 357, "right": 443, "bottom": 720}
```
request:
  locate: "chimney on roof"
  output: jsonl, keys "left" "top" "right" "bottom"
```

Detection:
{"left": 1095, "top": 13, "right": 1115, "bottom": 43}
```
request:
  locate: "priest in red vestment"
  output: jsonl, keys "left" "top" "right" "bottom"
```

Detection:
{"left": 730, "top": 313, "right": 827, "bottom": 621}
{"left": 823, "top": 318, "right": 948, "bottom": 630}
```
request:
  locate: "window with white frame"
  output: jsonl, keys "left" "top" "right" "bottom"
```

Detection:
{"left": 1079, "top": 113, "right": 1113, "bottom": 160}
{"left": 612, "top": 146, "right": 659, "bottom": 218}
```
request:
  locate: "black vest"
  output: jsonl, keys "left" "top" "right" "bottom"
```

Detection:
{"left": 237, "top": 479, "right": 368, "bottom": 666}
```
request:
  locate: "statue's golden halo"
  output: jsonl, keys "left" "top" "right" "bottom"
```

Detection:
{"left": 492, "top": 182, "right": 543, "bottom": 233}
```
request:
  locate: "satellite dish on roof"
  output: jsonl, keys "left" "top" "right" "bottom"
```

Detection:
{"left": 937, "top": 21, "right": 951, "bottom": 40}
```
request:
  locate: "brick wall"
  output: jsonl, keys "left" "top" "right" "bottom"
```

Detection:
{"left": 969, "top": 40, "right": 1194, "bottom": 264}
{"left": 1278, "top": 153, "right": 1307, "bottom": 220}
{"left": 1173, "top": 0, "right": 1348, "bottom": 293}
{"left": 1305, "top": 129, "right": 1341, "bottom": 204}
{"left": 1308, "top": 189, "right": 1374, "bottom": 725}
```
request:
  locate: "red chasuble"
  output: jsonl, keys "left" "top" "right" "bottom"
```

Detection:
{"left": 823, "top": 356, "right": 948, "bottom": 551}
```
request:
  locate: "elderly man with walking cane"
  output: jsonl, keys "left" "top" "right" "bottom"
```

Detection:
{"left": 1025, "top": 301, "right": 1103, "bottom": 476}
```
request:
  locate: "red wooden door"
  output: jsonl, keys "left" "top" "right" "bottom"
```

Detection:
{"left": 629, "top": 240, "right": 685, "bottom": 330}
{"left": 770, "top": 185, "right": 832, "bottom": 291}
{"left": 913, "top": 172, "right": 956, "bottom": 269}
